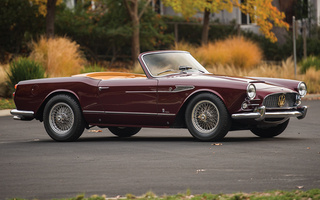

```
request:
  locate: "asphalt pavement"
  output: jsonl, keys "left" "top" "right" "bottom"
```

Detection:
{"left": 0, "top": 100, "right": 319, "bottom": 200}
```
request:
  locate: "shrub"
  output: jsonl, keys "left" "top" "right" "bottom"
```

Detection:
{"left": 29, "top": 36, "right": 86, "bottom": 77}
{"left": 299, "top": 56, "right": 320, "bottom": 74}
{"left": 6, "top": 57, "right": 46, "bottom": 93}
{"left": 195, "top": 36, "right": 262, "bottom": 69}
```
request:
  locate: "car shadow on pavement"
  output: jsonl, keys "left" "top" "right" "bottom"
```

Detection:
{"left": 33, "top": 135, "right": 305, "bottom": 143}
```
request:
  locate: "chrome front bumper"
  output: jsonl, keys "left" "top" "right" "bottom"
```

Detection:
{"left": 10, "top": 109, "right": 35, "bottom": 121}
{"left": 231, "top": 106, "right": 308, "bottom": 121}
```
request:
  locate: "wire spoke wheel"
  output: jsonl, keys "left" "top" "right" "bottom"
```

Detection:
{"left": 192, "top": 100, "right": 219, "bottom": 134}
{"left": 43, "top": 94, "right": 85, "bottom": 142}
{"left": 49, "top": 102, "right": 74, "bottom": 135}
{"left": 185, "top": 93, "right": 230, "bottom": 141}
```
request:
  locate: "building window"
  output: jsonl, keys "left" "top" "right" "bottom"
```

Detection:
{"left": 151, "top": 0, "right": 162, "bottom": 14}
{"left": 240, "top": 0, "right": 252, "bottom": 25}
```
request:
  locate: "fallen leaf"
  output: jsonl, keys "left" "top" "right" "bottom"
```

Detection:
{"left": 212, "top": 143, "right": 223, "bottom": 146}
{"left": 196, "top": 169, "right": 206, "bottom": 174}
{"left": 186, "top": 195, "right": 194, "bottom": 199}
{"left": 88, "top": 130, "right": 102, "bottom": 133}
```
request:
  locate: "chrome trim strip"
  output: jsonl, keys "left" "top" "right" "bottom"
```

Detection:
{"left": 83, "top": 110, "right": 104, "bottom": 114}
{"left": 105, "top": 111, "right": 157, "bottom": 116}
{"left": 125, "top": 91, "right": 157, "bottom": 94}
{"left": 158, "top": 113, "right": 176, "bottom": 116}
{"left": 83, "top": 110, "right": 175, "bottom": 116}
{"left": 172, "top": 85, "right": 195, "bottom": 92}
{"left": 126, "top": 86, "right": 194, "bottom": 94}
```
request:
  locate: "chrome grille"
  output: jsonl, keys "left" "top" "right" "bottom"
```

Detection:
{"left": 263, "top": 93, "right": 297, "bottom": 108}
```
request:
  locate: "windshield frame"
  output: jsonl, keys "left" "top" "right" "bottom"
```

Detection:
{"left": 140, "top": 51, "right": 209, "bottom": 78}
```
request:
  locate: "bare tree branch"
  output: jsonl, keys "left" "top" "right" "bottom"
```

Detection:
{"left": 138, "top": 0, "right": 152, "bottom": 19}
{"left": 123, "top": 0, "right": 135, "bottom": 18}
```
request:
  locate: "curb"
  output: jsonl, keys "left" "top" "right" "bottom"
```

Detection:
{"left": 0, "top": 109, "right": 11, "bottom": 117}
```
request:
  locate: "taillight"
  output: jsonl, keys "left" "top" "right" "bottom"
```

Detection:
{"left": 13, "top": 84, "right": 17, "bottom": 97}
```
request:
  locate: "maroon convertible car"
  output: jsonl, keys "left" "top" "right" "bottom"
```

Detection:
{"left": 11, "top": 50, "right": 308, "bottom": 142}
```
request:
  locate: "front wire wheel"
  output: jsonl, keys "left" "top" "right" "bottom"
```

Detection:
{"left": 191, "top": 100, "right": 219, "bottom": 134}
{"left": 43, "top": 94, "right": 85, "bottom": 142}
{"left": 185, "top": 93, "right": 231, "bottom": 141}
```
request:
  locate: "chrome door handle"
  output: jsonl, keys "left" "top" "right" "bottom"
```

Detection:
{"left": 99, "top": 87, "right": 109, "bottom": 91}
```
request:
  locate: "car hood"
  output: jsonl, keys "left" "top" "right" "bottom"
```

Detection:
{"left": 168, "top": 73, "right": 296, "bottom": 95}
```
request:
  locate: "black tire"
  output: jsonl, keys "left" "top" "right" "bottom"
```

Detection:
{"left": 43, "top": 94, "right": 85, "bottom": 142}
{"left": 108, "top": 127, "right": 141, "bottom": 138}
{"left": 185, "top": 93, "right": 231, "bottom": 141}
{"left": 250, "top": 119, "right": 289, "bottom": 138}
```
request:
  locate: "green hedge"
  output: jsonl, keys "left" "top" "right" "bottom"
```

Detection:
{"left": 6, "top": 58, "right": 46, "bottom": 93}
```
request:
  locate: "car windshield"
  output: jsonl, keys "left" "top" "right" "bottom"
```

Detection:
{"left": 141, "top": 51, "right": 209, "bottom": 77}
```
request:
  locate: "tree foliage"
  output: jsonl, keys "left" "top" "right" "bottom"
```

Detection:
{"left": 0, "top": 0, "right": 45, "bottom": 58}
{"left": 55, "top": 0, "right": 173, "bottom": 62}
{"left": 30, "top": 0, "right": 63, "bottom": 16}
{"left": 162, "top": 0, "right": 289, "bottom": 43}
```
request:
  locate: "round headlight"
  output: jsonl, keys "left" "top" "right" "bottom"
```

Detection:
{"left": 247, "top": 84, "right": 256, "bottom": 100}
{"left": 298, "top": 82, "right": 307, "bottom": 97}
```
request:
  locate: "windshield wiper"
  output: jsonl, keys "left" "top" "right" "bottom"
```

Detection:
{"left": 197, "top": 69, "right": 206, "bottom": 73}
{"left": 157, "top": 66, "right": 193, "bottom": 76}
{"left": 179, "top": 66, "right": 193, "bottom": 71}
{"left": 157, "top": 69, "right": 177, "bottom": 75}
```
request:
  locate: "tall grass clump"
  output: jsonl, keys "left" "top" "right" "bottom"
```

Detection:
{"left": 30, "top": 36, "right": 86, "bottom": 77}
{"left": 6, "top": 57, "right": 46, "bottom": 93}
{"left": 303, "top": 67, "right": 320, "bottom": 94}
{"left": 300, "top": 56, "right": 320, "bottom": 73}
{"left": 172, "top": 41, "right": 198, "bottom": 56}
{"left": 0, "top": 64, "right": 10, "bottom": 97}
{"left": 196, "top": 36, "right": 262, "bottom": 69}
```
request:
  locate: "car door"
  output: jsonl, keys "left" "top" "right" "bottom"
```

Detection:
{"left": 97, "top": 78, "right": 159, "bottom": 126}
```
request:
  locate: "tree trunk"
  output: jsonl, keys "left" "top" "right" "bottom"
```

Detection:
{"left": 124, "top": 0, "right": 151, "bottom": 64}
{"left": 131, "top": 16, "right": 140, "bottom": 63}
{"left": 46, "top": 0, "right": 57, "bottom": 39}
{"left": 201, "top": 8, "right": 210, "bottom": 46}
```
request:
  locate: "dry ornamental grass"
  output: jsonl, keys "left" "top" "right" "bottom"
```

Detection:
{"left": 173, "top": 39, "right": 320, "bottom": 94}
{"left": 29, "top": 36, "right": 86, "bottom": 77}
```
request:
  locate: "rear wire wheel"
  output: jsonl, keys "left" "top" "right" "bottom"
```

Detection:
{"left": 185, "top": 93, "right": 231, "bottom": 141}
{"left": 43, "top": 94, "right": 85, "bottom": 142}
